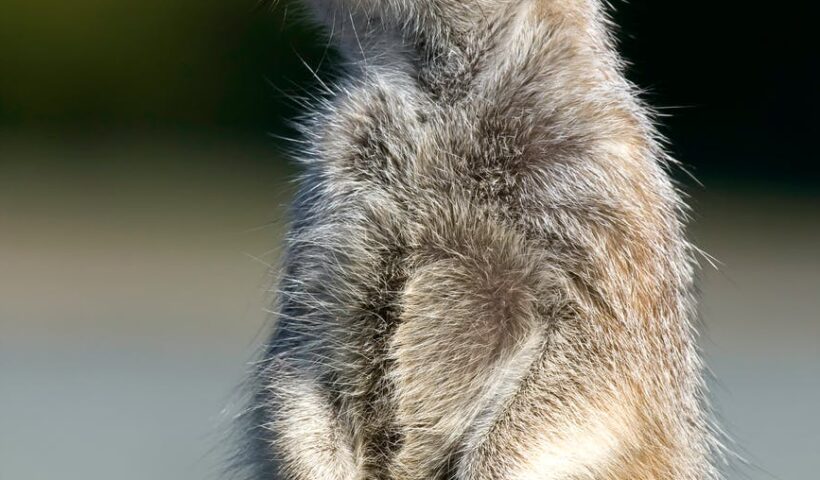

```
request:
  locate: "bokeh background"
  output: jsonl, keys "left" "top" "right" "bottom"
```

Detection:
{"left": 1, "top": 1, "right": 817, "bottom": 479}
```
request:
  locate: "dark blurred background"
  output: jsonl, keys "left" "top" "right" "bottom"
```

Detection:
{"left": 1, "top": 1, "right": 817, "bottom": 479}
{"left": 2, "top": 1, "right": 816, "bottom": 183}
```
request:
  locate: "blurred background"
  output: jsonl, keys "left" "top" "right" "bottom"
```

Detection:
{"left": 0, "top": 1, "right": 817, "bottom": 479}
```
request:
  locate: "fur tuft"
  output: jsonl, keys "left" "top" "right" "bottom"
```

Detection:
{"left": 240, "top": 1, "right": 721, "bottom": 479}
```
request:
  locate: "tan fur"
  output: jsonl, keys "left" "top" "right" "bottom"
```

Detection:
{"left": 239, "top": 0, "right": 720, "bottom": 479}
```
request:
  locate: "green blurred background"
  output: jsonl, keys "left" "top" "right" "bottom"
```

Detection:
{"left": 1, "top": 1, "right": 817, "bottom": 479}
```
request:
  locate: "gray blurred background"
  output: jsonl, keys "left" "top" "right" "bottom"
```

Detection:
{"left": 1, "top": 1, "right": 817, "bottom": 479}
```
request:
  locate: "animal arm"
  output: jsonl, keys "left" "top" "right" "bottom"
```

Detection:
{"left": 240, "top": 0, "right": 719, "bottom": 479}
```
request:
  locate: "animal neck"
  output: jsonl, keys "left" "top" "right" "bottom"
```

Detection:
{"left": 340, "top": 0, "right": 615, "bottom": 107}
{"left": 323, "top": 8, "right": 491, "bottom": 105}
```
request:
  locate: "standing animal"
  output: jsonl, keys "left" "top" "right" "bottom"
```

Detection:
{"left": 239, "top": 0, "right": 720, "bottom": 478}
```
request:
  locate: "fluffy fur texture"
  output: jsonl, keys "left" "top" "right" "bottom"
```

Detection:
{"left": 240, "top": 0, "right": 720, "bottom": 478}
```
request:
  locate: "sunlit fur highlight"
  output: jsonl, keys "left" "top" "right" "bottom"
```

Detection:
{"left": 238, "top": 0, "right": 721, "bottom": 479}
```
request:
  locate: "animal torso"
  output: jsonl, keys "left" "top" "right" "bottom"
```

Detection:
{"left": 244, "top": 1, "right": 718, "bottom": 479}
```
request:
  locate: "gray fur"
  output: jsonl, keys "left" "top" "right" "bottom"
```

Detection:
{"left": 241, "top": 1, "right": 720, "bottom": 478}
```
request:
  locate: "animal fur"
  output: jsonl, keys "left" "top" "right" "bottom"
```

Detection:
{"left": 240, "top": 0, "right": 720, "bottom": 478}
